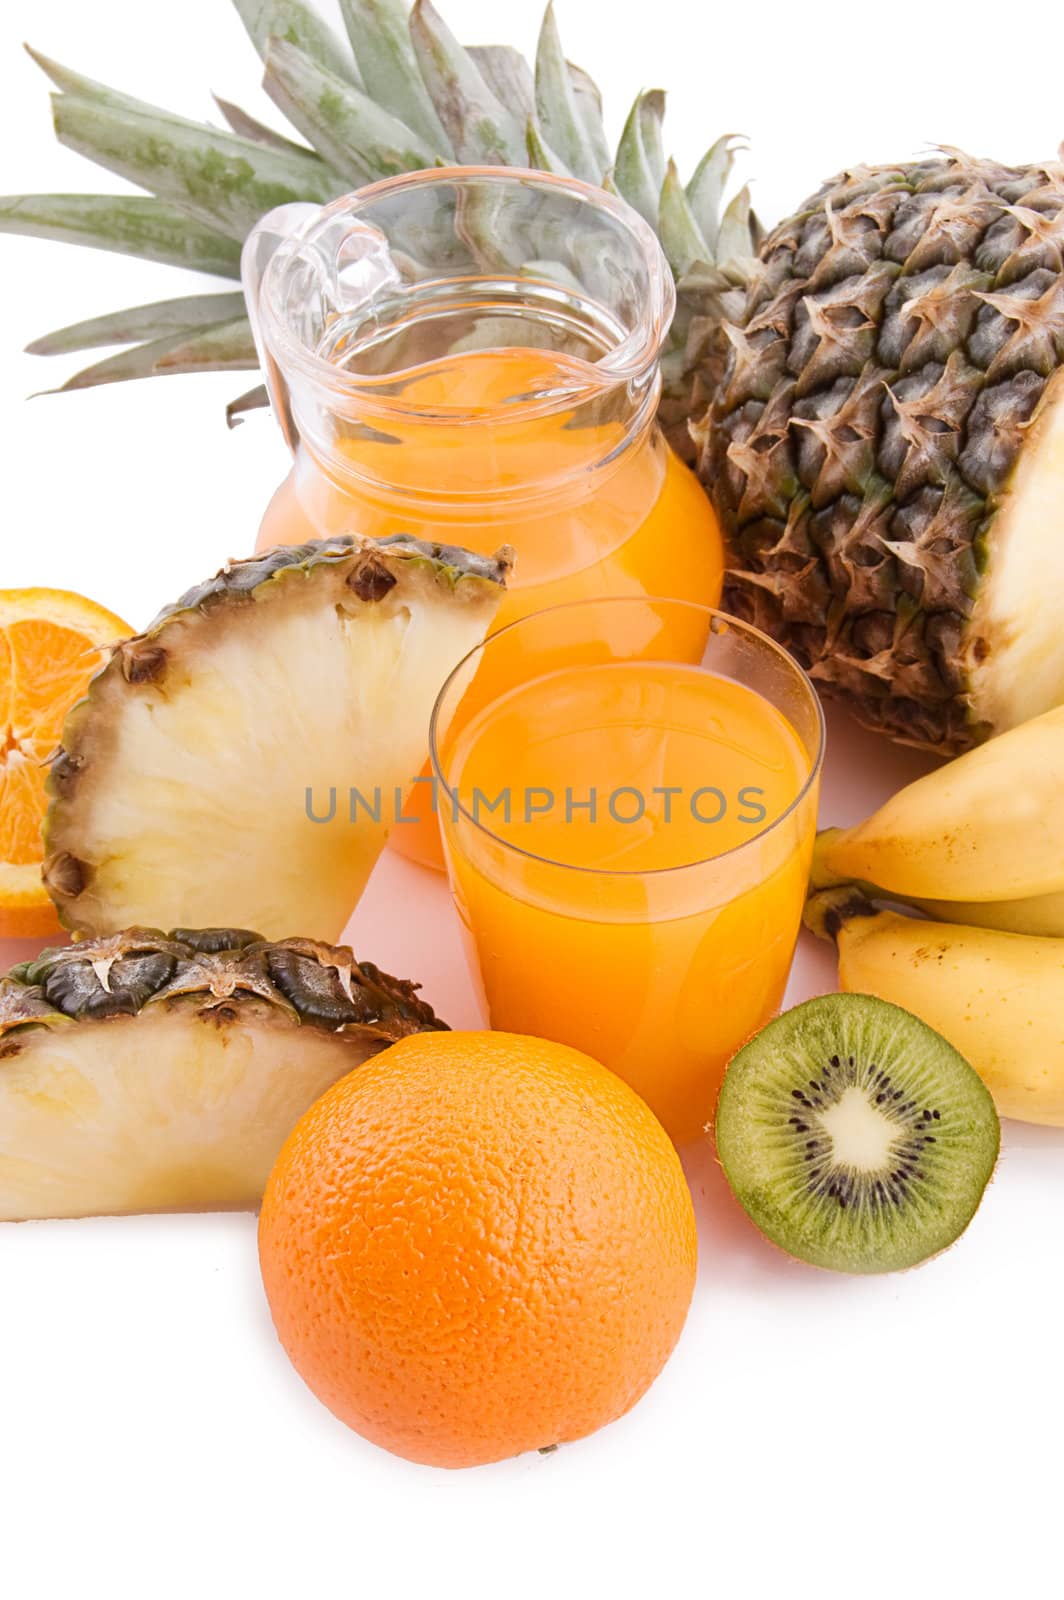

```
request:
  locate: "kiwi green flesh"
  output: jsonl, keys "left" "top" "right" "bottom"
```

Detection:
{"left": 714, "top": 994, "right": 1000, "bottom": 1275}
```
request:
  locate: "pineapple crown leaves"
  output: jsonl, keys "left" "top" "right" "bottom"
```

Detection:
{"left": 0, "top": 0, "right": 757, "bottom": 410}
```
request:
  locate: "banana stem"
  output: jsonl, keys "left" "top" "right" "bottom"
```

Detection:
{"left": 809, "top": 826, "right": 849, "bottom": 890}
{"left": 803, "top": 884, "right": 879, "bottom": 944}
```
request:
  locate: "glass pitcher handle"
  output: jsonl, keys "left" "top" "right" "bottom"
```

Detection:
{"left": 241, "top": 203, "right": 320, "bottom": 455}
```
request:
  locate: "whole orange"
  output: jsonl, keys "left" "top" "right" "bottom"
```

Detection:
{"left": 258, "top": 1030, "right": 697, "bottom": 1468}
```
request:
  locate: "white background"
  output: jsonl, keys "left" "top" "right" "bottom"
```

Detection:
{"left": 2, "top": 2, "right": 1063, "bottom": 1596}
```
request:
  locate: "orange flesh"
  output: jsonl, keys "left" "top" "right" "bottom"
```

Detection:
{"left": 439, "top": 663, "right": 817, "bottom": 1144}
{"left": 0, "top": 594, "right": 129, "bottom": 935}
{"left": 1, "top": 620, "right": 106, "bottom": 865}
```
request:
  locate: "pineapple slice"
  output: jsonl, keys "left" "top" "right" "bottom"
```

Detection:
{"left": 0, "top": 926, "right": 446, "bottom": 1221}
{"left": 43, "top": 535, "right": 511, "bottom": 941}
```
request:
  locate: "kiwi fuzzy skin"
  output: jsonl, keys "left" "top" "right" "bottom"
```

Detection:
{"left": 713, "top": 994, "right": 1000, "bottom": 1275}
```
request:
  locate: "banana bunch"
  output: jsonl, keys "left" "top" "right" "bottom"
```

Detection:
{"left": 812, "top": 703, "right": 1064, "bottom": 934}
{"left": 806, "top": 705, "right": 1064, "bottom": 1125}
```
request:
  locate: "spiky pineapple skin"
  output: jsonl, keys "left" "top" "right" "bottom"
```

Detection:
{"left": 0, "top": 926, "right": 445, "bottom": 1221}
{"left": 2, "top": 925, "right": 446, "bottom": 1034}
{"left": 42, "top": 534, "right": 511, "bottom": 941}
{"left": 700, "top": 152, "right": 1064, "bottom": 753}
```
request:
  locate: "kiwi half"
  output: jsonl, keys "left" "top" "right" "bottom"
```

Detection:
{"left": 714, "top": 994, "right": 1000, "bottom": 1274}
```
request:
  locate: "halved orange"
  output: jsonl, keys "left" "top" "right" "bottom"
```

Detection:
{"left": 0, "top": 588, "right": 131, "bottom": 937}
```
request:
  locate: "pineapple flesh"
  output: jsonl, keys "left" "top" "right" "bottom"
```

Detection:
{"left": 43, "top": 534, "right": 511, "bottom": 941}
{"left": 701, "top": 152, "right": 1064, "bottom": 754}
{"left": 0, "top": 925, "right": 445, "bottom": 1221}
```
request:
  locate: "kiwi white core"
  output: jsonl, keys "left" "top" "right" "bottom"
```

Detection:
{"left": 817, "top": 1087, "right": 899, "bottom": 1172}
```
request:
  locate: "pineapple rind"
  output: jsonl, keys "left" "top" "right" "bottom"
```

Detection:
{"left": 1, "top": 926, "right": 444, "bottom": 1034}
{"left": 42, "top": 535, "right": 510, "bottom": 941}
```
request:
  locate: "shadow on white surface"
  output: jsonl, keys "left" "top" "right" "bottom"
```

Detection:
{"left": 683, "top": 1135, "right": 816, "bottom": 1290}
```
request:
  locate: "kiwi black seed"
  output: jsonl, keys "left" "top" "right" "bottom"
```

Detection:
{"left": 713, "top": 993, "right": 1000, "bottom": 1274}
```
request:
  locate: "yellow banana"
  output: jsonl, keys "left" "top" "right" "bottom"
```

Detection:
{"left": 811, "top": 833, "right": 1064, "bottom": 937}
{"left": 813, "top": 703, "right": 1064, "bottom": 901}
{"left": 805, "top": 886, "right": 1064, "bottom": 1125}
{"left": 903, "top": 889, "right": 1064, "bottom": 938}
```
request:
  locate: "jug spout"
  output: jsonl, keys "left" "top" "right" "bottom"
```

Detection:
{"left": 241, "top": 171, "right": 674, "bottom": 507}
{"left": 241, "top": 199, "right": 403, "bottom": 455}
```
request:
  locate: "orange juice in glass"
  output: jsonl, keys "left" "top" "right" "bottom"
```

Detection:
{"left": 242, "top": 169, "right": 723, "bottom": 868}
{"left": 430, "top": 600, "right": 825, "bottom": 1145}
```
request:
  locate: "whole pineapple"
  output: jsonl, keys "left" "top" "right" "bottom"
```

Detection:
{"left": 700, "top": 152, "right": 1064, "bottom": 753}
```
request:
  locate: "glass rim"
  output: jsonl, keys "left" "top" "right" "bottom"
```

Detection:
{"left": 428, "top": 597, "right": 827, "bottom": 880}
{"left": 258, "top": 165, "right": 675, "bottom": 423}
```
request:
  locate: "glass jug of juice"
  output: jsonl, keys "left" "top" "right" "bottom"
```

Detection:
{"left": 243, "top": 167, "right": 724, "bottom": 869}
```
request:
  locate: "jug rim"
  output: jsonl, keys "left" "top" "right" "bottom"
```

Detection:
{"left": 251, "top": 164, "right": 677, "bottom": 425}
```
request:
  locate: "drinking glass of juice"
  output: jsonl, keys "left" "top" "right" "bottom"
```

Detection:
{"left": 430, "top": 599, "right": 825, "bottom": 1145}
{"left": 241, "top": 168, "right": 723, "bottom": 868}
